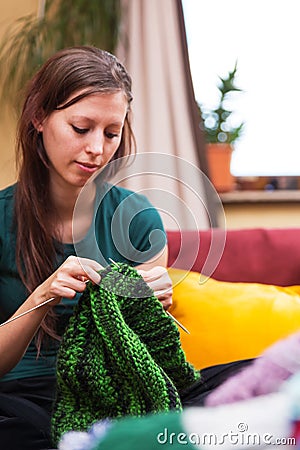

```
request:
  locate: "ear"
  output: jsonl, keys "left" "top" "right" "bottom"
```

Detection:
{"left": 32, "top": 119, "right": 43, "bottom": 133}
{"left": 32, "top": 111, "right": 45, "bottom": 132}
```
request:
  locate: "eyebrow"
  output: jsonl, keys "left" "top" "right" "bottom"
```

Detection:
{"left": 70, "top": 116, "right": 123, "bottom": 127}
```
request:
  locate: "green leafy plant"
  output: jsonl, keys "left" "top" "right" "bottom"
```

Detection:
{"left": 199, "top": 62, "right": 244, "bottom": 145}
{"left": 0, "top": 0, "right": 121, "bottom": 109}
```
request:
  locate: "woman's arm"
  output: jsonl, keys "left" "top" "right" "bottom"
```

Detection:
{"left": 0, "top": 256, "right": 102, "bottom": 377}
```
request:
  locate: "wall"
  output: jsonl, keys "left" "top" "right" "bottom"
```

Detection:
{"left": 0, "top": 0, "right": 38, "bottom": 189}
{"left": 221, "top": 204, "right": 300, "bottom": 229}
{"left": 218, "top": 191, "right": 300, "bottom": 229}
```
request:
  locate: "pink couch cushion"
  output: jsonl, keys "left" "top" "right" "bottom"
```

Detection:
{"left": 167, "top": 228, "right": 300, "bottom": 286}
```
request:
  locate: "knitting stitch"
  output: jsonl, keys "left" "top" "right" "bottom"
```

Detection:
{"left": 51, "top": 263, "right": 199, "bottom": 445}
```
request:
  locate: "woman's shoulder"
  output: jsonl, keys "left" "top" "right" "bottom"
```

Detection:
{"left": 0, "top": 184, "right": 16, "bottom": 215}
{"left": 0, "top": 183, "right": 16, "bottom": 201}
{"left": 0, "top": 184, "right": 17, "bottom": 253}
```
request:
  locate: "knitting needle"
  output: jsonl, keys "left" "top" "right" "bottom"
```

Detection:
{"left": 0, "top": 297, "right": 57, "bottom": 327}
{"left": 166, "top": 311, "right": 190, "bottom": 335}
{"left": 0, "top": 261, "right": 191, "bottom": 335}
{"left": 0, "top": 259, "right": 126, "bottom": 328}
{"left": 0, "top": 261, "right": 123, "bottom": 328}
{"left": 108, "top": 257, "right": 121, "bottom": 267}
{"left": 0, "top": 260, "right": 127, "bottom": 328}
{"left": 0, "top": 280, "right": 90, "bottom": 328}
{"left": 108, "top": 258, "right": 190, "bottom": 335}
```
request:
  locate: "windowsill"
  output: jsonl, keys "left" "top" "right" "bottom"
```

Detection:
{"left": 219, "top": 190, "right": 300, "bottom": 204}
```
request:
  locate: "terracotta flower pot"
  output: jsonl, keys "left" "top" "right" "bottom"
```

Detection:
{"left": 206, "top": 143, "right": 235, "bottom": 193}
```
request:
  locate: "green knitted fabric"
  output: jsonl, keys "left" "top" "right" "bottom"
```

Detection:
{"left": 51, "top": 263, "right": 200, "bottom": 445}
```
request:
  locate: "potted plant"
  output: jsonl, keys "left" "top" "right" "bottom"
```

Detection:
{"left": 199, "top": 61, "right": 244, "bottom": 192}
{"left": 0, "top": 0, "right": 121, "bottom": 109}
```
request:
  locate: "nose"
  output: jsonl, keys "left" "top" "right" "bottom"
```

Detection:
{"left": 85, "top": 132, "right": 104, "bottom": 156}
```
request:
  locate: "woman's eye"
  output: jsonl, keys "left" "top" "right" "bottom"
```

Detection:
{"left": 72, "top": 125, "right": 88, "bottom": 134}
{"left": 105, "top": 132, "right": 119, "bottom": 139}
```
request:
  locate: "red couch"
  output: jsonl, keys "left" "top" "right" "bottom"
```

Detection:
{"left": 167, "top": 228, "right": 300, "bottom": 286}
{"left": 166, "top": 228, "right": 300, "bottom": 369}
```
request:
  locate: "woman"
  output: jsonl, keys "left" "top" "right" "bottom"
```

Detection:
{"left": 0, "top": 46, "right": 171, "bottom": 449}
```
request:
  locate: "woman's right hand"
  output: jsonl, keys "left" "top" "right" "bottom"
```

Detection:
{"left": 33, "top": 256, "right": 102, "bottom": 306}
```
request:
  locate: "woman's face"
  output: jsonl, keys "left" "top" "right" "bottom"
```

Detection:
{"left": 38, "top": 90, "right": 128, "bottom": 192}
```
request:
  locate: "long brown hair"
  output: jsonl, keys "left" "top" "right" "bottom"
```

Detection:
{"left": 14, "top": 46, "right": 135, "bottom": 349}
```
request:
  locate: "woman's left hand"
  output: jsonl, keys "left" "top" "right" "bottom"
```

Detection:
{"left": 137, "top": 266, "right": 173, "bottom": 310}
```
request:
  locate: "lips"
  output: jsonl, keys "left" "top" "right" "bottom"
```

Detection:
{"left": 75, "top": 161, "right": 100, "bottom": 173}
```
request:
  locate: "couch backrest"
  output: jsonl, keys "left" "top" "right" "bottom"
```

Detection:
{"left": 167, "top": 228, "right": 300, "bottom": 286}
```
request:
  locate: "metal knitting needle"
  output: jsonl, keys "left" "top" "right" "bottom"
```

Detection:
{"left": 1, "top": 260, "right": 191, "bottom": 335}
{"left": 0, "top": 259, "right": 126, "bottom": 328}
{"left": 0, "top": 262, "right": 118, "bottom": 328}
{"left": 165, "top": 311, "right": 190, "bottom": 334}
{"left": 0, "top": 261, "right": 124, "bottom": 328}
{"left": 0, "top": 280, "right": 90, "bottom": 328}
{"left": 108, "top": 258, "right": 190, "bottom": 334}
{"left": 165, "top": 311, "right": 191, "bottom": 334}
{"left": 0, "top": 297, "right": 57, "bottom": 327}
{"left": 108, "top": 257, "right": 121, "bottom": 267}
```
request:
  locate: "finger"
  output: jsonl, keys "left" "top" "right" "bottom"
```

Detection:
{"left": 77, "top": 275, "right": 86, "bottom": 282}
{"left": 81, "top": 265, "right": 101, "bottom": 285}
{"left": 64, "top": 256, "right": 102, "bottom": 284}
{"left": 49, "top": 286, "right": 78, "bottom": 300}
{"left": 160, "top": 298, "right": 172, "bottom": 310}
{"left": 51, "top": 277, "right": 87, "bottom": 296}
{"left": 153, "top": 287, "right": 173, "bottom": 297}
{"left": 138, "top": 268, "right": 172, "bottom": 295}
{"left": 150, "top": 275, "right": 173, "bottom": 293}
{"left": 155, "top": 290, "right": 173, "bottom": 298}
{"left": 65, "top": 255, "right": 103, "bottom": 274}
{"left": 78, "top": 258, "right": 104, "bottom": 272}
{"left": 155, "top": 289, "right": 173, "bottom": 310}
{"left": 137, "top": 269, "right": 147, "bottom": 278}
{"left": 77, "top": 257, "right": 103, "bottom": 273}
{"left": 137, "top": 266, "right": 167, "bottom": 282}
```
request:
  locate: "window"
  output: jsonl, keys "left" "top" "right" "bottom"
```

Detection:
{"left": 182, "top": 0, "right": 300, "bottom": 176}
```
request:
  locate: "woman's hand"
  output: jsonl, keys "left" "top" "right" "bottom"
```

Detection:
{"left": 0, "top": 256, "right": 102, "bottom": 377}
{"left": 33, "top": 256, "right": 102, "bottom": 306}
{"left": 137, "top": 266, "right": 173, "bottom": 310}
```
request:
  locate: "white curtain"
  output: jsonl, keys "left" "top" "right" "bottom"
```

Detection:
{"left": 116, "top": 0, "right": 219, "bottom": 230}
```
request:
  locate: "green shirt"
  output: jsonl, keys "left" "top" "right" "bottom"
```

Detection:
{"left": 0, "top": 183, "right": 166, "bottom": 382}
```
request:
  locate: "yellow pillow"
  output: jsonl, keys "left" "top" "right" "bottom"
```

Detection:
{"left": 168, "top": 268, "right": 300, "bottom": 370}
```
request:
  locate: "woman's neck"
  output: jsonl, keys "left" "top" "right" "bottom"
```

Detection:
{"left": 50, "top": 180, "right": 96, "bottom": 244}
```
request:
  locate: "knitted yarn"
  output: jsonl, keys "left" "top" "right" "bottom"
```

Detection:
{"left": 51, "top": 263, "right": 199, "bottom": 445}
{"left": 206, "top": 330, "right": 300, "bottom": 406}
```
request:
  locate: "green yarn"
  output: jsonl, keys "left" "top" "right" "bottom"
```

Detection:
{"left": 51, "top": 263, "right": 200, "bottom": 445}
